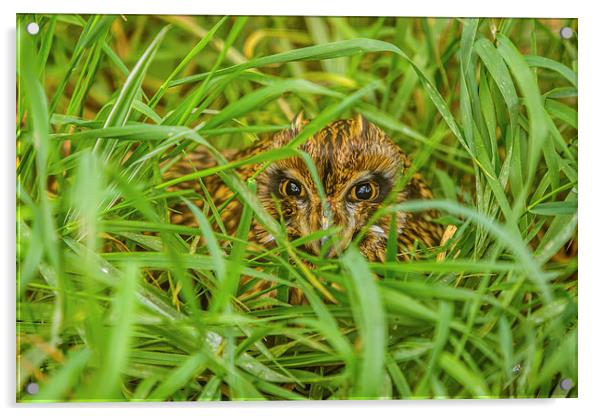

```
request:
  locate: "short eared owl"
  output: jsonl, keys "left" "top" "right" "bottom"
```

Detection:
{"left": 168, "top": 113, "right": 442, "bottom": 262}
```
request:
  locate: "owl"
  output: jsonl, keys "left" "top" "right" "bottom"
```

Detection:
{"left": 167, "top": 113, "right": 443, "bottom": 263}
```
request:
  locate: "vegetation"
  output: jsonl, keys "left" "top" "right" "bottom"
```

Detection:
{"left": 16, "top": 15, "right": 577, "bottom": 401}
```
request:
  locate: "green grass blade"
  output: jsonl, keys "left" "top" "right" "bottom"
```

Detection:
{"left": 525, "top": 55, "right": 577, "bottom": 87}
{"left": 439, "top": 351, "right": 490, "bottom": 398}
{"left": 147, "top": 352, "right": 208, "bottom": 401}
{"left": 496, "top": 34, "right": 549, "bottom": 192}
{"left": 94, "top": 25, "right": 171, "bottom": 154}
{"left": 342, "top": 247, "right": 387, "bottom": 399}
{"left": 88, "top": 263, "right": 140, "bottom": 400}
{"left": 169, "top": 38, "right": 405, "bottom": 87}
{"left": 148, "top": 16, "right": 229, "bottom": 109}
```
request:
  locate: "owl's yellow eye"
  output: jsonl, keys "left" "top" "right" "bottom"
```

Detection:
{"left": 280, "top": 179, "right": 303, "bottom": 197}
{"left": 351, "top": 181, "right": 378, "bottom": 201}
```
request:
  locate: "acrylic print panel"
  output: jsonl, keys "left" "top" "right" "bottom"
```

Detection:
{"left": 16, "top": 14, "right": 578, "bottom": 402}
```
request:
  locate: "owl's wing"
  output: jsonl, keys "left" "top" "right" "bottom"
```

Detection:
{"left": 396, "top": 173, "right": 444, "bottom": 256}
{"left": 163, "top": 144, "right": 237, "bottom": 227}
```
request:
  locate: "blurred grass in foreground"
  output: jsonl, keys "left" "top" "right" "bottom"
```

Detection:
{"left": 16, "top": 15, "right": 577, "bottom": 401}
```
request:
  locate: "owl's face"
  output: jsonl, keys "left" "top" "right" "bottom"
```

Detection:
{"left": 256, "top": 114, "right": 407, "bottom": 261}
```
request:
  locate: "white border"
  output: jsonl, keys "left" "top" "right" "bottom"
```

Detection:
{"left": 3, "top": 1, "right": 600, "bottom": 415}
{"left": 3, "top": 0, "right": 583, "bottom": 17}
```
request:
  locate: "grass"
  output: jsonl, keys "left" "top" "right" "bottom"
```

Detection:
{"left": 16, "top": 15, "right": 578, "bottom": 401}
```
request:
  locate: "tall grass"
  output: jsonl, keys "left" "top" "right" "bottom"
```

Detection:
{"left": 16, "top": 15, "right": 577, "bottom": 401}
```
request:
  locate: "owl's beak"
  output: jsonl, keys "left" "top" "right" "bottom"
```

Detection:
{"left": 319, "top": 235, "right": 330, "bottom": 249}
{"left": 317, "top": 205, "right": 354, "bottom": 258}
{"left": 319, "top": 210, "right": 336, "bottom": 257}
{"left": 318, "top": 210, "right": 332, "bottom": 248}
{"left": 321, "top": 210, "right": 332, "bottom": 230}
{"left": 318, "top": 214, "right": 333, "bottom": 256}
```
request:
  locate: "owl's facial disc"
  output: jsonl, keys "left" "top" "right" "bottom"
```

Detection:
{"left": 260, "top": 169, "right": 395, "bottom": 259}
{"left": 255, "top": 116, "right": 404, "bottom": 260}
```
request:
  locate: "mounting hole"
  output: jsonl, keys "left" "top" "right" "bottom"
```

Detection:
{"left": 25, "top": 382, "right": 39, "bottom": 395}
{"left": 26, "top": 22, "right": 40, "bottom": 35}
{"left": 559, "top": 378, "right": 574, "bottom": 391}
{"left": 560, "top": 27, "right": 574, "bottom": 39}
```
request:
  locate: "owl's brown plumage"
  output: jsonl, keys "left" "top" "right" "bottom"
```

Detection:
{"left": 166, "top": 113, "right": 443, "bottom": 264}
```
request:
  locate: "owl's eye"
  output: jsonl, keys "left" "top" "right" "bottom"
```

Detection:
{"left": 351, "top": 181, "right": 378, "bottom": 201}
{"left": 280, "top": 179, "right": 303, "bottom": 197}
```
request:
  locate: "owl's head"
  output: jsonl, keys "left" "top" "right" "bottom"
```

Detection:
{"left": 255, "top": 113, "right": 408, "bottom": 261}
